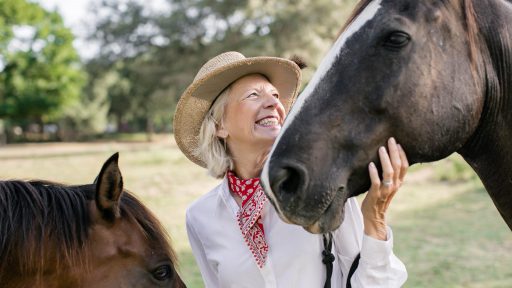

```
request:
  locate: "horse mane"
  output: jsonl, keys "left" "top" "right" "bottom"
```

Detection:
{"left": 337, "top": 0, "right": 481, "bottom": 77}
{"left": 0, "top": 180, "right": 177, "bottom": 279}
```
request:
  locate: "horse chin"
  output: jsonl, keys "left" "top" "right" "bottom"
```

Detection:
{"left": 301, "top": 168, "right": 367, "bottom": 234}
{"left": 302, "top": 188, "right": 347, "bottom": 234}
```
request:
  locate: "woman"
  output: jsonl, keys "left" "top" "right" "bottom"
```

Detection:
{"left": 174, "top": 51, "right": 408, "bottom": 287}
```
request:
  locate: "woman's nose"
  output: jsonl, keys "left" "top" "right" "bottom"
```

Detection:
{"left": 264, "top": 93, "right": 280, "bottom": 108}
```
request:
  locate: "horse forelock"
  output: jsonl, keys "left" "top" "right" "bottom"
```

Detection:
{"left": 0, "top": 180, "right": 91, "bottom": 278}
{"left": 0, "top": 180, "right": 177, "bottom": 281}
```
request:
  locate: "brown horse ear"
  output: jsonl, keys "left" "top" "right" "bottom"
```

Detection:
{"left": 95, "top": 152, "right": 123, "bottom": 223}
{"left": 290, "top": 55, "right": 308, "bottom": 70}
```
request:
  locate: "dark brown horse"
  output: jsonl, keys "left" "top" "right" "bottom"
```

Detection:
{"left": 262, "top": 0, "right": 512, "bottom": 233}
{"left": 0, "top": 153, "right": 186, "bottom": 287}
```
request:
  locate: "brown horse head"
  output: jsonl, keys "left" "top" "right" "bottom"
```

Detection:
{"left": 262, "top": 0, "right": 512, "bottom": 233}
{"left": 0, "top": 153, "right": 186, "bottom": 287}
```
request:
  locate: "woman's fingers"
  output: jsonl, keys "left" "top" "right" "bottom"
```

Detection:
{"left": 366, "top": 138, "right": 408, "bottom": 209}
{"left": 368, "top": 162, "right": 381, "bottom": 190}
{"left": 362, "top": 139, "right": 409, "bottom": 239}
{"left": 397, "top": 144, "right": 409, "bottom": 181}
{"left": 387, "top": 138, "right": 402, "bottom": 184}
{"left": 378, "top": 145, "right": 394, "bottom": 190}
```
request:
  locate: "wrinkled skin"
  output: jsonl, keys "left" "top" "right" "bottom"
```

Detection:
{"left": 262, "top": 0, "right": 512, "bottom": 233}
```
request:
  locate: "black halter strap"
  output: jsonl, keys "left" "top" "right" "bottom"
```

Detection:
{"left": 322, "top": 233, "right": 361, "bottom": 288}
{"left": 322, "top": 233, "right": 335, "bottom": 288}
{"left": 346, "top": 253, "right": 361, "bottom": 288}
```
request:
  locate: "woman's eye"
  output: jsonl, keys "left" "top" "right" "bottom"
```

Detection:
{"left": 152, "top": 265, "right": 173, "bottom": 281}
{"left": 247, "top": 92, "right": 258, "bottom": 98}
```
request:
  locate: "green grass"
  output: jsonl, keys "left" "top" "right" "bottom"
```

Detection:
{"left": 1, "top": 140, "right": 511, "bottom": 287}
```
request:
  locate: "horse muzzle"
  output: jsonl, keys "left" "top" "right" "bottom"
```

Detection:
{"left": 264, "top": 160, "right": 348, "bottom": 233}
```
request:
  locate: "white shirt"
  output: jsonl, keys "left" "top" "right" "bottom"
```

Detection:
{"left": 186, "top": 177, "right": 407, "bottom": 288}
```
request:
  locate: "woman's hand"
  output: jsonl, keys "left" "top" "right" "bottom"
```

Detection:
{"left": 361, "top": 137, "right": 409, "bottom": 241}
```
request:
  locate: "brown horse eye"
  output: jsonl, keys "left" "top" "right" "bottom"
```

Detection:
{"left": 383, "top": 31, "right": 411, "bottom": 49}
{"left": 152, "top": 264, "right": 173, "bottom": 281}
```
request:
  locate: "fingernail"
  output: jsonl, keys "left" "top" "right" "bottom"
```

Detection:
{"left": 389, "top": 137, "right": 396, "bottom": 144}
{"left": 369, "top": 162, "right": 375, "bottom": 168}
{"left": 379, "top": 146, "right": 386, "bottom": 153}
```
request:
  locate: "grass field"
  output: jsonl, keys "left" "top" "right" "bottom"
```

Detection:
{"left": 1, "top": 137, "right": 511, "bottom": 287}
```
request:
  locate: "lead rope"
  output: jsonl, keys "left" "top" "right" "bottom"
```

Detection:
{"left": 322, "top": 233, "right": 335, "bottom": 288}
{"left": 322, "top": 233, "right": 361, "bottom": 288}
{"left": 346, "top": 253, "right": 361, "bottom": 288}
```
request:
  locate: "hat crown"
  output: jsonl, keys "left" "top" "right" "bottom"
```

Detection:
{"left": 194, "top": 51, "right": 246, "bottom": 81}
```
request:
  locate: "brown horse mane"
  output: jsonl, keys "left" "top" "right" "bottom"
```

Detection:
{"left": 337, "top": 0, "right": 481, "bottom": 77}
{"left": 0, "top": 180, "right": 177, "bottom": 279}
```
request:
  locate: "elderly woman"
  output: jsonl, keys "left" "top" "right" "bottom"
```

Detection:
{"left": 174, "top": 52, "right": 408, "bottom": 288}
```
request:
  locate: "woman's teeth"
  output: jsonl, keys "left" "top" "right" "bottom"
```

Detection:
{"left": 257, "top": 118, "right": 279, "bottom": 126}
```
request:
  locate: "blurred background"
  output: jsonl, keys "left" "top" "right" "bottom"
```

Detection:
{"left": 0, "top": 0, "right": 511, "bottom": 287}
{"left": 0, "top": 0, "right": 354, "bottom": 143}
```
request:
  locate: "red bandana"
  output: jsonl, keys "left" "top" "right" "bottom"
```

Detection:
{"left": 227, "top": 170, "right": 269, "bottom": 268}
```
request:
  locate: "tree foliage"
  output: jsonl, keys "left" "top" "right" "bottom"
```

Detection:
{"left": 0, "top": 0, "right": 85, "bottom": 123}
{"left": 87, "top": 0, "right": 358, "bottom": 133}
{"left": 0, "top": 0, "right": 360, "bottom": 142}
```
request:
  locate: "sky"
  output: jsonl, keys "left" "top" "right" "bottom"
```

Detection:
{"left": 36, "top": 0, "right": 97, "bottom": 59}
{"left": 35, "top": 0, "right": 169, "bottom": 60}
{"left": 37, "top": 0, "right": 89, "bottom": 31}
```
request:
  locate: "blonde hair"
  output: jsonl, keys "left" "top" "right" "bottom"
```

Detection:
{"left": 195, "top": 86, "right": 233, "bottom": 178}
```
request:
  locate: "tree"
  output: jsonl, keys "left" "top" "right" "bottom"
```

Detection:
{"left": 58, "top": 68, "right": 113, "bottom": 140}
{"left": 0, "top": 0, "right": 85, "bottom": 127}
{"left": 87, "top": 0, "right": 358, "bottom": 135}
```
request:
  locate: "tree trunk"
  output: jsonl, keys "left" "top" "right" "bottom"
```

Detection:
{"left": 146, "top": 117, "right": 154, "bottom": 142}
{"left": 0, "top": 119, "right": 6, "bottom": 145}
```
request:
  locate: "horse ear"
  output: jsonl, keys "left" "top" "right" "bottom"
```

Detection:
{"left": 290, "top": 55, "right": 307, "bottom": 70}
{"left": 95, "top": 152, "right": 124, "bottom": 222}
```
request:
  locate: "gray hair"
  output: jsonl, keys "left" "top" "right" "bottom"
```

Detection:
{"left": 195, "top": 86, "right": 233, "bottom": 178}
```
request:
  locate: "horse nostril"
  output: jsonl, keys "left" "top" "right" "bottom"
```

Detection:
{"left": 270, "top": 163, "right": 308, "bottom": 199}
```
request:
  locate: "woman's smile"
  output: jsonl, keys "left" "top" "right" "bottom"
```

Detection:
{"left": 255, "top": 115, "right": 281, "bottom": 129}
{"left": 221, "top": 74, "right": 286, "bottom": 147}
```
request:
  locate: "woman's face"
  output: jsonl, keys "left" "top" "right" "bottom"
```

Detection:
{"left": 218, "top": 74, "right": 286, "bottom": 151}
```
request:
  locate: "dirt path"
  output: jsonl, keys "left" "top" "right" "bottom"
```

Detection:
{"left": 0, "top": 138, "right": 175, "bottom": 160}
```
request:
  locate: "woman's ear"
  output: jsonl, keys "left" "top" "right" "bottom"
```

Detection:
{"left": 216, "top": 128, "right": 228, "bottom": 139}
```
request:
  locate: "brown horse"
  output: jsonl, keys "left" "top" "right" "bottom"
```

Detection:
{"left": 0, "top": 153, "right": 186, "bottom": 287}
{"left": 262, "top": 0, "right": 512, "bottom": 233}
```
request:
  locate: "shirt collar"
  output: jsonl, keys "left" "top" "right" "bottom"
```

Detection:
{"left": 219, "top": 176, "right": 240, "bottom": 216}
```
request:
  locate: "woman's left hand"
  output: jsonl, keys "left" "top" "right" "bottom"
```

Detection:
{"left": 361, "top": 137, "right": 409, "bottom": 241}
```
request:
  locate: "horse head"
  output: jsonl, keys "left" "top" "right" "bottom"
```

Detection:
{"left": 262, "top": 0, "right": 489, "bottom": 233}
{"left": 82, "top": 153, "right": 186, "bottom": 287}
{"left": 0, "top": 153, "right": 186, "bottom": 287}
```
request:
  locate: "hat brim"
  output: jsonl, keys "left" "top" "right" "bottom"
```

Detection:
{"left": 174, "top": 57, "right": 302, "bottom": 168}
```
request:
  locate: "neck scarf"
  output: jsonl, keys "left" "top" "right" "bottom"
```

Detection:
{"left": 227, "top": 170, "right": 269, "bottom": 268}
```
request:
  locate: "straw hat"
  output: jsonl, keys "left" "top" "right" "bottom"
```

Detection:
{"left": 173, "top": 51, "right": 302, "bottom": 168}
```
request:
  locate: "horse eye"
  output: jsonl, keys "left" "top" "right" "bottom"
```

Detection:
{"left": 152, "top": 264, "right": 173, "bottom": 281}
{"left": 383, "top": 31, "right": 410, "bottom": 49}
